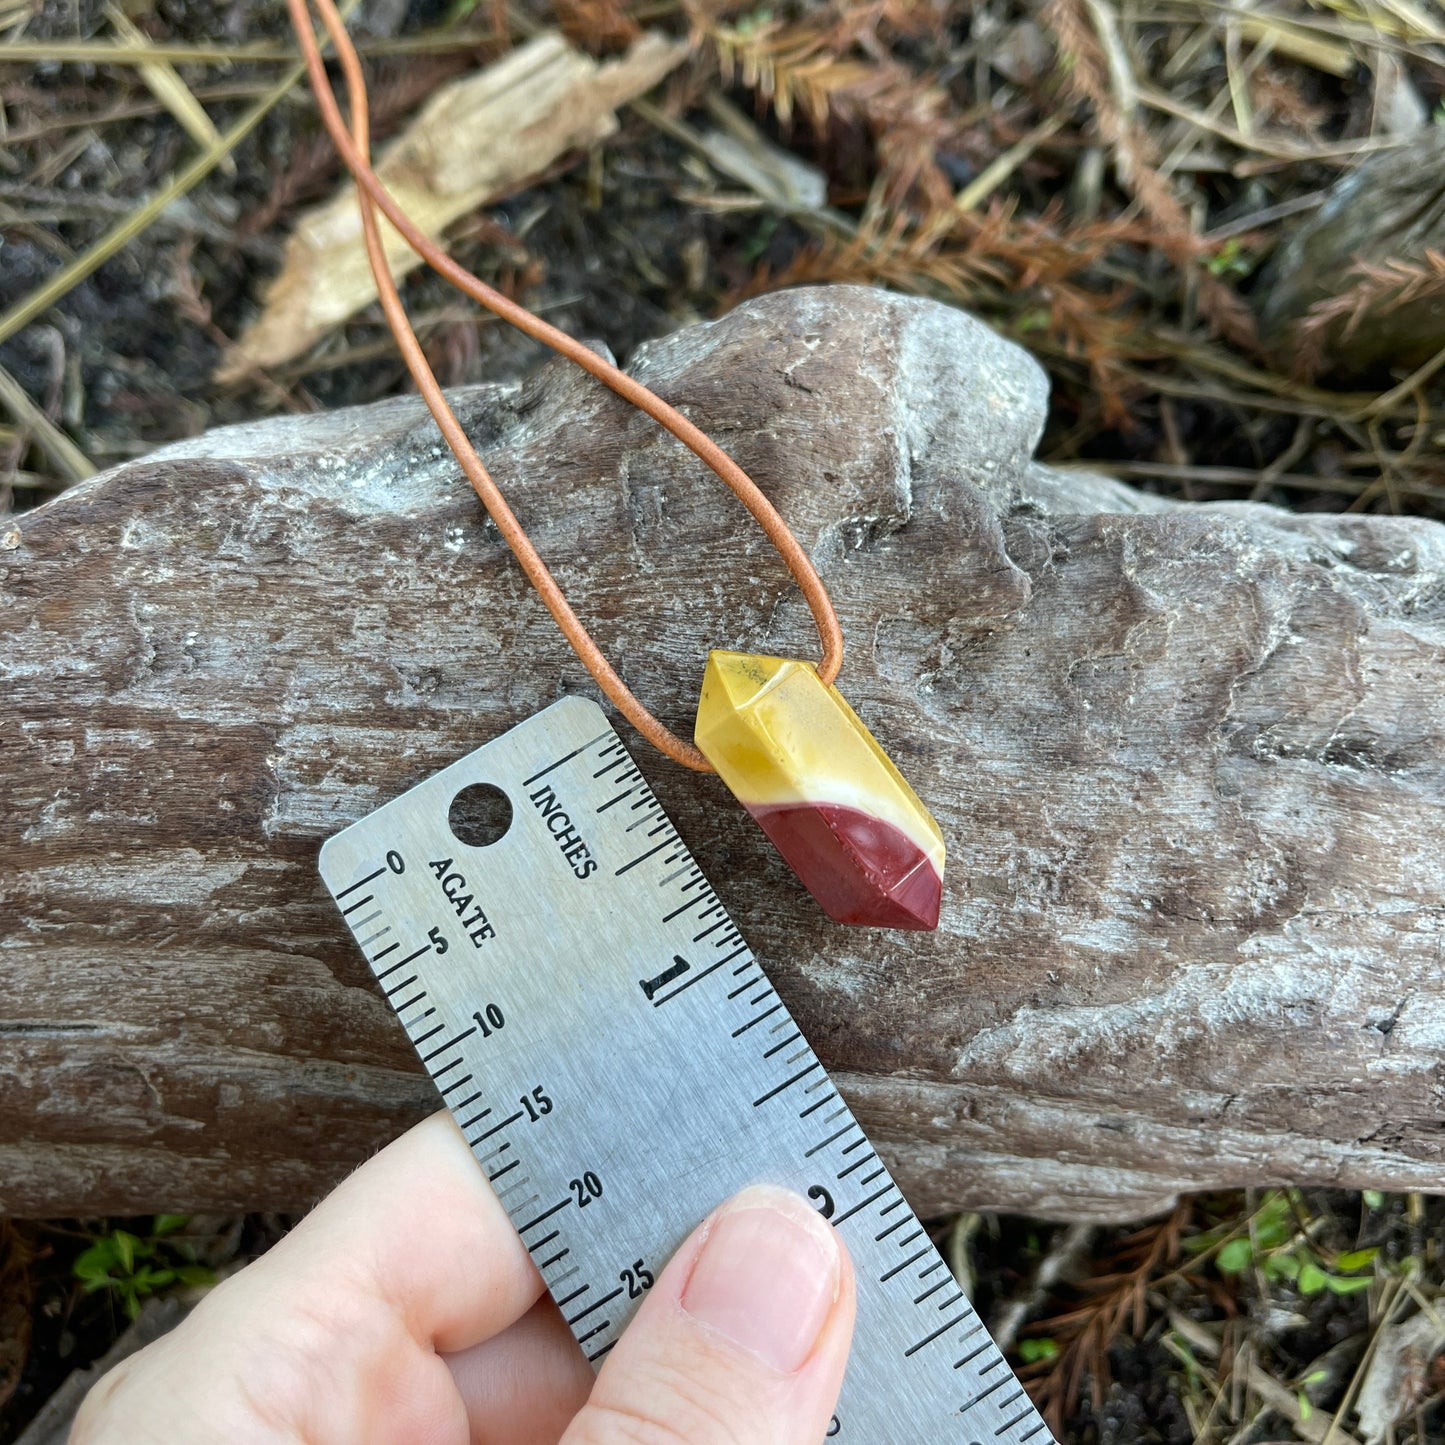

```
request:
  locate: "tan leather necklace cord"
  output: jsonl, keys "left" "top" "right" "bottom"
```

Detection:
{"left": 284, "top": 0, "right": 843, "bottom": 771}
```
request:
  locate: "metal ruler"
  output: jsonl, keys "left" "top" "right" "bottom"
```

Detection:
{"left": 319, "top": 696, "right": 1054, "bottom": 1443}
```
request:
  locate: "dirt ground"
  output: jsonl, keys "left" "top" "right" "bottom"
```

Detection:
{"left": 2, "top": 0, "right": 1444, "bottom": 1438}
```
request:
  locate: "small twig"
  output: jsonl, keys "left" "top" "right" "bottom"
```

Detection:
{"left": 1223, "top": 19, "right": 1256, "bottom": 140}
{"left": 1148, "top": 333, "right": 1374, "bottom": 407}
{"left": 0, "top": 0, "right": 36, "bottom": 29}
{"left": 1172, "top": 0, "right": 1441, "bottom": 62}
{"left": 946, "top": 1212, "right": 981, "bottom": 1300}
{"left": 1138, "top": 87, "right": 1410, "bottom": 163}
{"left": 1082, "top": 0, "right": 1137, "bottom": 118}
{"left": 1241, "top": 1354, "right": 1364, "bottom": 1445}
{"left": 992, "top": 1222, "right": 1097, "bottom": 1354}
{"left": 1112, "top": 367, "right": 1403, "bottom": 424}
{"left": 1203, "top": 190, "right": 1328, "bottom": 242}
{"left": 0, "top": 29, "right": 501, "bottom": 64}
{"left": 953, "top": 112, "right": 1068, "bottom": 212}
{"left": 0, "top": 79, "right": 290, "bottom": 145}
{"left": 1351, "top": 338, "right": 1445, "bottom": 422}
{"left": 1251, "top": 417, "right": 1315, "bottom": 499}
{"left": 629, "top": 95, "right": 855, "bottom": 235}
{"left": 0, "top": 359, "right": 94, "bottom": 485}
{"left": 0, "top": 69, "right": 303, "bottom": 348}
{"left": 1067, "top": 459, "right": 1445, "bottom": 506}
{"left": 1235, "top": 10, "right": 1356, "bottom": 75}
{"left": 0, "top": 0, "right": 376, "bottom": 356}
{"left": 102, "top": 4, "right": 230, "bottom": 171}
{"left": 1320, "top": 1276, "right": 1413, "bottom": 1445}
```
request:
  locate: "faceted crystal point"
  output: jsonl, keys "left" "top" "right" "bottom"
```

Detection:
{"left": 695, "top": 651, "right": 945, "bottom": 930}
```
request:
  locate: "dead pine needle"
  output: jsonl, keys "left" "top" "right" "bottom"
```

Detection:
{"left": 102, "top": 3, "right": 231, "bottom": 171}
{"left": 1019, "top": 1202, "right": 1192, "bottom": 1433}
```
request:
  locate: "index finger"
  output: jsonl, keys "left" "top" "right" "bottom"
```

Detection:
{"left": 250, "top": 1108, "right": 545, "bottom": 1353}
{"left": 72, "top": 1112, "right": 546, "bottom": 1445}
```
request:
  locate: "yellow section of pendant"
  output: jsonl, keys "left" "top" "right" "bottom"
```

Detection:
{"left": 695, "top": 651, "right": 945, "bottom": 930}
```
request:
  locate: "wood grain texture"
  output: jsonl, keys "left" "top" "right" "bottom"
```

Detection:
{"left": 4, "top": 286, "right": 1444, "bottom": 1221}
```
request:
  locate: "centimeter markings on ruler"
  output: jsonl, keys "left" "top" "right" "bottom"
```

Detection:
{"left": 319, "top": 697, "right": 1054, "bottom": 1444}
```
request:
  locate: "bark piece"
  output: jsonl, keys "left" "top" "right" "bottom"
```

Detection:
{"left": 217, "top": 29, "right": 687, "bottom": 380}
{"left": 4, "top": 286, "right": 1445, "bottom": 1221}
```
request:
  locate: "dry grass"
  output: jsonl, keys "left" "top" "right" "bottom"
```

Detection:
{"left": 0, "top": 0, "right": 1443, "bottom": 515}
{"left": 988, "top": 1190, "right": 1445, "bottom": 1442}
{"left": 1, "top": 3, "right": 1443, "bottom": 1438}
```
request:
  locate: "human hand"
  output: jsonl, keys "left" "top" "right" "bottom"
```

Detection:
{"left": 72, "top": 1111, "right": 855, "bottom": 1444}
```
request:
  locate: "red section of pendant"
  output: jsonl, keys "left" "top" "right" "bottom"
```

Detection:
{"left": 748, "top": 801, "right": 943, "bottom": 931}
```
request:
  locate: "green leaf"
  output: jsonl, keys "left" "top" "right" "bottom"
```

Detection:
{"left": 1254, "top": 1200, "right": 1292, "bottom": 1250}
{"left": 1334, "top": 1247, "right": 1378, "bottom": 1272}
{"left": 1323, "top": 1274, "right": 1374, "bottom": 1295}
{"left": 1018, "top": 1338, "right": 1059, "bottom": 1364}
{"left": 174, "top": 1266, "right": 217, "bottom": 1288}
{"left": 1217, "top": 1238, "right": 1254, "bottom": 1274}
{"left": 1302, "top": 1370, "right": 1329, "bottom": 1386}
{"left": 1297, "top": 1262, "right": 1327, "bottom": 1295}
{"left": 73, "top": 1244, "right": 118, "bottom": 1282}
{"left": 153, "top": 1214, "right": 190, "bottom": 1237}
{"left": 1264, "top": 1252, "right": 1300, "bottom": 1281}
{"left": 1297, "top": 1392, "right": 1313, "bottom": 1422}
{"left": 1206, "top": 239, "right": 1254, "bottom": 280}
{"left": 1363, "top": 1190, "right": 1386, "bottom": 1209}
{"left": 113, "top": 1231, "right": 139, "bottom": 1275}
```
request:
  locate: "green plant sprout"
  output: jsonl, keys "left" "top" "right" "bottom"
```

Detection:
{"left": 1206, "top": 238, "right": 1255, "bottom": 280}
{"left": 1196, "top": 1192, "right": 1378, "bottom": 1297}
{"left": 72, "top": 1215, "right": 216, "bottom": 1321}
{"left": 1017, "top": 1337, "right": 1059, "bottom": 1364}
{"left": 1295, "top": 1367, "right": 1329, "bottom": 1421}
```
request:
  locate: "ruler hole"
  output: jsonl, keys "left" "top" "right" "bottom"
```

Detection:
{"left": 449, "top": 783, "right": 513, "bottom": 848}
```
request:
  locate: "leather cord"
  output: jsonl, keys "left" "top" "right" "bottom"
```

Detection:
{"left": 283, "top": 0, "right": 844, "bottom": 770}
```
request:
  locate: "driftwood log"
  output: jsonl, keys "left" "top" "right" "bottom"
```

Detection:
{"left": 4, "top": 286, "right": 1444, "bottom": 1222}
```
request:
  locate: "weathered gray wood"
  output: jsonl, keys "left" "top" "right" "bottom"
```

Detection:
{"left": 4, "top": 286, "right": 1444, "bottom": 1222}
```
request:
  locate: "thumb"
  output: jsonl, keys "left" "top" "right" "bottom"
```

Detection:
{"left": 562, "top": 1185, "right": 854, "bottom": 1445}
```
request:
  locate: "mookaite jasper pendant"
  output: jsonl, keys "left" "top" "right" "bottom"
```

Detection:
{"left": 694, "top": 651, "right": 945, "bottom": 930}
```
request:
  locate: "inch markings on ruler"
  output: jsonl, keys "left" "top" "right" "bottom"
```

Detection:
{"left": 319, "top": 696, "right": 1055, "bottom": 1444}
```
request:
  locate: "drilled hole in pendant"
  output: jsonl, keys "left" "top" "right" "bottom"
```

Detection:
{"left": 449, "top": 783, "right": 512, "bottom": 848}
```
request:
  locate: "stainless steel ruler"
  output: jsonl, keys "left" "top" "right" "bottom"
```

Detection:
{"left": 319, "top": 697, "right": 1054, "bottom": 1443}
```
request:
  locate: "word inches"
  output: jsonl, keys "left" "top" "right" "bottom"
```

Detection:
{"left": 528, "top": 783, "right": 598, "bottom": 880}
